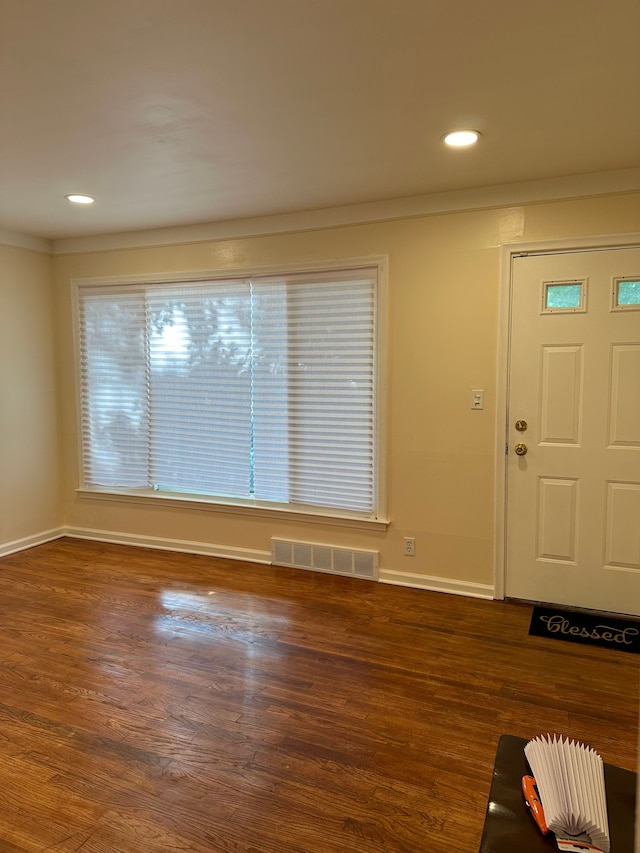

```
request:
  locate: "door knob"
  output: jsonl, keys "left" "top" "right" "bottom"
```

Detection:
{"left": 514, "top": 443, "right": 528, "bottom": 456}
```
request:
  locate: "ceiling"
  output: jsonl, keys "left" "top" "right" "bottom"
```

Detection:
{"left": 1, "top": 0, "right": 638, "bottom": 241}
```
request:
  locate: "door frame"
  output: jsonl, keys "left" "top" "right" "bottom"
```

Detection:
{"left": 493, "top": 232, "right": 640, "bottom": 600}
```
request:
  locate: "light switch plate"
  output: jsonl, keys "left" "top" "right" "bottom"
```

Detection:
{"left": 471, "top": 389, "right": 484, "bottom": 410}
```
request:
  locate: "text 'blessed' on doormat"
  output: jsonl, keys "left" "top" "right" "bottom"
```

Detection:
{"left": 529, "top": 606, "right": 640, "bottom": 654}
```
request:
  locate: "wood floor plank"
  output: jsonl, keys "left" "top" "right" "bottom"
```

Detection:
{"left": 0, "top": 538, "right": 636, "bottom": 852}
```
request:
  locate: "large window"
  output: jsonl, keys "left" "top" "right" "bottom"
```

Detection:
{"left": 76, "top": 265, "right": 380, "bottom": 519}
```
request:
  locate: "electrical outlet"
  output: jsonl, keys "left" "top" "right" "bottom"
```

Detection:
{"left": 403, "top": 537, "right": 416, "bottom": 556}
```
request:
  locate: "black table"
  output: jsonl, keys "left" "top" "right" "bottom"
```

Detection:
{"left": 479, "top": 735, "right": 637, "bottom": 852}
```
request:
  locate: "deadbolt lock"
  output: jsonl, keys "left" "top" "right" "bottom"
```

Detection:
{"left": 514, "top": 443, "right": 528, "bottom": 456}
{"left": 515, "top": 419, "right": 528, "bottom": 432}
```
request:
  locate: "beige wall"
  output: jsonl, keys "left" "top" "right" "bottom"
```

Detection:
{"left": 52, "top": 192, "right": 640, "bottom": 588}
{"left": 0, "top": 245, "right": 62, "bottom": 548}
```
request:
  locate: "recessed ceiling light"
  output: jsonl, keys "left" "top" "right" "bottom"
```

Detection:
{"left": 443, "top": 130, "right": 481, "bottom": 148}
{"left": 65, "top": 193, "right": 95, "bottom": 204}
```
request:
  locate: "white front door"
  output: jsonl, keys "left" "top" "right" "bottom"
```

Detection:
{"left": 505, "top": 246, "right": 640, "bottom": 616}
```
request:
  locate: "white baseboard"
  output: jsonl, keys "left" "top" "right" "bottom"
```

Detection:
{"left": 379, "top": 568, "right": 494, "bottom": 599}
{"left": 63, "top": 526, "right": 272, "bottom": 565}
{"left": 1, "top": 527, "right": 495, "bottom": 601}
{"left": 0, "top": 527, "right": 65, "bottom": 558}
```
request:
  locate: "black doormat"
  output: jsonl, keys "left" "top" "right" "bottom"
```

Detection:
{"left": 529, "top": 606, "right": 640, "bottom": 654}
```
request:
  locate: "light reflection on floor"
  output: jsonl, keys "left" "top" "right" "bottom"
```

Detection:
{"left": 156, "top": 589, "right": 292, "bottom": 653}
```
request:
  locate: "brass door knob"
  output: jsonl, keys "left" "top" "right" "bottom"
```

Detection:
{"left": 514, "top": 443, "right": 528, "bottom": 456}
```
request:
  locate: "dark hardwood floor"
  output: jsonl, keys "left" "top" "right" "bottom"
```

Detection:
{"left": 0, "top": 538, "right": 636, "bottom": 852}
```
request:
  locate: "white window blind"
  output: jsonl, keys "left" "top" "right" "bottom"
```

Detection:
{"left": 77, "top": 266, "right": 378, "bottom": 517}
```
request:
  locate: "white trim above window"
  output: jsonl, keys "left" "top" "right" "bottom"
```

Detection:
{"left": 73, "top": 258, "right": 387, "bottom": 523}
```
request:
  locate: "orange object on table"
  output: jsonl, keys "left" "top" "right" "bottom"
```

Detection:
{"left": 522, "top": 775, "right": 549, "bottom": 835}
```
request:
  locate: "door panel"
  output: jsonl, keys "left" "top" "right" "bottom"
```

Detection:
{"left": 536, "top": 477, "right": 579, "bottom": 563}
{"left": 604, "top": 482, "right": 640, "bottom": 571}
{"left": 539, "top": 345, "right": 583, "bottom": 444}
{"left": 505, "top": 247, "right": 640, "bottom": 616}
{"left": 609, "top": 345, "right": 640, "bottom": 445}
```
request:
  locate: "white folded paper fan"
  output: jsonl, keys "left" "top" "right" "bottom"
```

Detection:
{"left": 525, "top": 735, "right": 610, "bottom": 853}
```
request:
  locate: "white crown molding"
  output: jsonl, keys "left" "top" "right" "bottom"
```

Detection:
{"left": 52, "top": 168, "right": 640, "bottom": 256}
{"left": 0, "top": 228, "right": 51, "bottom": 254}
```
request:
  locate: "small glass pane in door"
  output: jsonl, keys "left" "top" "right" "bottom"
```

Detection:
{"left": 543, "top": 282, "right": 584, "bottom": 312}
{"left": 615, "top": 279, "right": 640, "bottom": 307}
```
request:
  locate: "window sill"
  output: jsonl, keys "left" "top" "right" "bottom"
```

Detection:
{"left": 74, "top": 488, "right": 389, "bottom": 531}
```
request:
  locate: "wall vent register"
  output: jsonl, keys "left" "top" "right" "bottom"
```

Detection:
{"left": 271, "top": 538, "right": 378, "bottom": 580}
